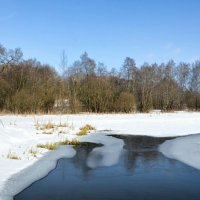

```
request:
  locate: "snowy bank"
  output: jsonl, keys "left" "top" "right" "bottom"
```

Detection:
{"left": 0, "top": 132, "right": 123, "bottom": 200}
{"left": 159, "top": 134, "right": 200, "bottom": 170}
{"left": 1, "top": 112, "right": 200, "bottom": 199}
{"left": 79, "top": 133, "right": 124, "bottom": 168}
{"left": 0, "top": 146, "right": 76, "bottom": 200}
{"left": 36, "top": 112, "right": 200, "bottom": 137}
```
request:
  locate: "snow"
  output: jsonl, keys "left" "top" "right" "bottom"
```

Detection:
{"left": 0, "top": 146, "right": 76, "bottom": 200}
{"left": 0, "top": 112, "right": 200, "bottom": 199}
{"left": 159, "top": 134, "right": 200, "bottom": 170}
{"left": 79, "top": 133, "right": 124, "bottom": 168}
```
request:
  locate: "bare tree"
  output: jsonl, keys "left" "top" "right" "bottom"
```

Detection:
{"left": 121, "top": 57, "right": 137, "bottom": 91}
{"left": 190, "top": 61, "right": 200, "bottom": 109}
{"left": 0, "top": 44, "right": 23, "bottom": 72}
{"left": 59, "top": 50, "right": 68, "bottom": 77}
{"left": 80, "top": 52, "right": 96, "bottom": 76}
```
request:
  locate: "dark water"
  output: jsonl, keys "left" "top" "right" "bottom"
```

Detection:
{"left": 15, "top": 135, "right": 200, "bottom": 200}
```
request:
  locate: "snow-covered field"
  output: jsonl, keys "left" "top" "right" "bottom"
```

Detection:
{"left": 0, "top": 112, "right": 200, "bottom": 200}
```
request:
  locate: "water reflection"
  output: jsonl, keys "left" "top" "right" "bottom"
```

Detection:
{"left": 71, "top": 143, "right": 98, "bottom": 176}
{"left": 116, "top": 135, "right": 175, "bottom": 172}
{"left": 79, "top": 133, "right": 124, "bottom": 168}
{"left": 15, "top": 135, "right": 200, "bottom": 200}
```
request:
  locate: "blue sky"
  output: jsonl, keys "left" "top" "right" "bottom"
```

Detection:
{"left": 0, "top": 0, "right": 200, "bottom": 69}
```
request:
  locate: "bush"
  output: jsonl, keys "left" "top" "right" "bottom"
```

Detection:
{"left": 116, "top": 92, "right": 136, "bottom": 113}
{"left": 10, "top": 89, "right": 37, "bottom": 113}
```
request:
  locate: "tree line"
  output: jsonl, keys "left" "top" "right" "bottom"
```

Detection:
{"left": 0, "top": 44, "right": 200, "bottom": 113}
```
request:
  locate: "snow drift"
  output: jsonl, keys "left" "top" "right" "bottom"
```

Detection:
{"left": 159, "top": 134, "right": 200, "bottom": 170}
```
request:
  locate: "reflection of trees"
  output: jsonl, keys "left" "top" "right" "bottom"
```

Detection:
{"left": 71, "top": 143, "right": 101, "bottom": 177}
{"left": 63, "top": 135, "right": 176, "bottom": 176}
{"left": 123, "top": 150, "right": 137, "bottom": 172}
{"left": 112, "top": 135, "right": 175, "bottom": 172}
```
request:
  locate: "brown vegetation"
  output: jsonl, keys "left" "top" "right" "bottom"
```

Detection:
{"left": 1, "top": 44, "right": 200, "bottom": 113}
{"left": 77, "top": 124, "right": 96, "bottom": 136}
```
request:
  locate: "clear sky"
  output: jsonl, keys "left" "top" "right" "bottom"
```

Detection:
{"left": 0, "top": 0, "right": 200, "bottom": 69}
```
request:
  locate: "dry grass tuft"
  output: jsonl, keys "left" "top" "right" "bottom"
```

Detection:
{"left": 57, "top": 122, "right": 68, "bottom": 127}
{"left": 35, "top": 120, "right": 55, "bottom": 130}
{"left": 43, "top": 121, "right": 55, "bottom": 129}
{"left": 77, "top": 124, "right": 96, "bottom": 136}
{"left": 36, "top": 131, "right": 54, "bottom": 135}
{"left": 59, "top": 138, "right": 80, "bottom": 146}
{"left": 7, "top": 150, "right": 21, "bottom": 160}
{"left": 35, "top": 120, "right": 70, "bottom": 134}
{"left": 37, "top": 138, "right": 82, "bottom": 150}
{"left": 80, "top": 124, "right": 96, "bottom": 131}
{"left": 29, "top": 148, "right": 38, "bottom": 157}
{"left": 37, "top": 142, "right": 58, "bottom": 150}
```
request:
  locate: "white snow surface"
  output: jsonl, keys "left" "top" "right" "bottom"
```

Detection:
{"left": 79, "top": 133, "right": 124, "bottom": 168}
{"left": 0, "top": 112, "right": 200, "bottom": 199}
{"left": 159, "top": 134, "right": 200, "bottom": 170}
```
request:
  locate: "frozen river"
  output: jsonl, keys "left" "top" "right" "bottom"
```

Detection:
{"left": 15, "top": 135, "right": 200, "bottom": 200}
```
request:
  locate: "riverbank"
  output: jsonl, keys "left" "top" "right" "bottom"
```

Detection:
{"left": 1, "top": 112, "right": 200, "bottom": 200}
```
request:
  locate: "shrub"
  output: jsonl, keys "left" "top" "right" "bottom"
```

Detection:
{"left": 116, "top": 92, "right": 136, "bottom": 113}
